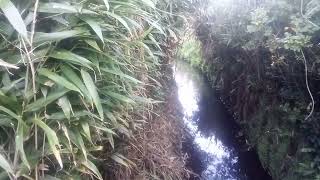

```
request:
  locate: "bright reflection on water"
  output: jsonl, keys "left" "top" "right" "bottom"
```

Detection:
{"left": 174, "top": 62, "right": 239, "bottom": 180}
{"left": 175, "top": 70, "right": 229, "bottom": 158}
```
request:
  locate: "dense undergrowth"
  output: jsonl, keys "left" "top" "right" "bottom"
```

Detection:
{"left": 180, "top": 0, "right": 320, "bottom": 179}
{"left": 0, "top": 0, "right": 197, "bottom": 179}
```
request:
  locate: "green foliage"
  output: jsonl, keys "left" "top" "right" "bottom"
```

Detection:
{"left": 0, "top": 0, "right": 188, "bottom": 179}
{"left": 194, "top": 0, "right": 320, "bottom": 179}
{"left": 178, "top": 34, "right": 203, "bottom": 68}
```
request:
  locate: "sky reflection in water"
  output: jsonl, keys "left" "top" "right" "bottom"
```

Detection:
{"left": 174, "top": 64, "right": 238, "bottom": 180}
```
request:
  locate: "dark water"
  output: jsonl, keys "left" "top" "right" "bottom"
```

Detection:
{"left": 174, "top": 61, "right": 272, "bottom": 180}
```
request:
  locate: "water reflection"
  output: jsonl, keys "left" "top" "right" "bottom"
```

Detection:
{"left": 174, "top": 61, "right": 272, "bottom": 180}
{"left": 175, "top": 69, "right": 229, "bottom": 158}
{"left": 174, "top": 61, "right": 240, "bottom": 179}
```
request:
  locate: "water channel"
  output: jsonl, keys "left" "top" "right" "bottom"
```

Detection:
{"left": 174, "top": 60, "right": 272, "bottom": 180}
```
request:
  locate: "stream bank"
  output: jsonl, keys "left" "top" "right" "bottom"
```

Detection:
{"left": 182, "top": 1, "right": 320, "bottom": 179}
{"left": 175, "top": 60, "right": 272, "bottom": 180}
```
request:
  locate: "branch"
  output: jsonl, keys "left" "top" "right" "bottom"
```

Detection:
{"left": 301, "top": 49, "right": 314, "bottom": 121}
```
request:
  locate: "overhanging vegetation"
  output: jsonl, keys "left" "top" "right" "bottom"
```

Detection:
{"left": 182, "top": 0, "right": 320, "bottom": 179}
{"left": 0, "top": 0, "right": 197, "bottom": 179}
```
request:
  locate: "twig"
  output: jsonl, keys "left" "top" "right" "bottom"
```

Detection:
{"left": 300, "top": 0, "right": 319, "bottom": 28}
{"left": 30, "top": 0, "right": 40, "bottom": 51}
{"left": 21, "top": 38, "right": 36, "bottom": 97}
{"left": 29, "top": 1, "right": 40, "bottom": 179}
{"left": 301, "top": 49, "right": 314, "bottom": 121}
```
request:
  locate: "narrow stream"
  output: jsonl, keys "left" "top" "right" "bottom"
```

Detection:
{"left": 174, "top": 61, "right": 272, "bottom": 180}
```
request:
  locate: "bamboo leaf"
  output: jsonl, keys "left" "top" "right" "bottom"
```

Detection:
{"left": 105, "top": 110, "right": 117, "bottom": 125}
{"left": 33, "top": 118, "right": 63, "bottom": 168}
{"left": 81, "top": 160, "right": 103, "bottom": 180}
{"left": 38, "top": 2, "right": 78, "bottom": 13}
{"left": 0, "top": 0, "right": 27, "bottom": 37}
{"left": 50, "top": 50, "right": 93, "bottom": 70}
{"left": 111, "top": 153, "right": 129, "bottom": 168}
{"left": 73, "top": 130, "right": 87, "bottom": 161}
{"left": 102, "top": 0, "right": 109, "bottom": 10}
{"left": 103, "top": 91, "right": 135, "bottom": 104}
{"left": 48, "top": 111, "right": 100, "bottom": 121}
{"left": 83, "top": 18, "right": 104, "bottom": 44}
{"left": 0, "top": 153, "right": 13, "bottom": 176}
{"left": 100, "top": 68, "right": 142, "bottom": 84}
{"left": 107, "top": 133, "right": 114, "bottom": 149}
{"left": 0, "top": 116, "right": 14, "bottom": 127}
{"left": 40, "top": 175, "right": 61, "bottom": 180}
{"left": 33, "top": 30, "right": 86, "bottom": 43}
{"left": 15, "top": 122, "right": 30, "bottom": 170}
{"left": 95, "top": 126, "right": 116, "bottom": 135}
{"left": 61, "top": 65, "right": 92, "bottom": 103}
{"left": 0, "top": 92, "right": 20, "bottom": 112}
{"left": 38, "top": 68, "right": 81, "bottom": 93}
{"left": 136, "top": 0, "right": 156, "bottom": 9}
{"left": 37, "top": 2, "right": 96, "bottom": 14}
{"left": 25, "top": 90, "right": 69, "bottom": 112}
{"left": 104, "top": 11, "right": 132, "bottom": 35}
{"left": 81, "top": 69, "right": 104, "bottom": 119}
{"left": 81, "top": 122, "right": 92, "bottom": 143}
{"left": 0, "top": 58, "right": 19, "bottom": 69}
{"left": 57, "top": 96, "right": 72, "bottom": 120}
{"left": 61, "top": 124, "right": 73, "bottom": 154}
{"left": 0, "top": 171, "right": 9, "bottom": 179}
{"left": 148, "top": 34, "right": 162, "bottom": 50}
{"left": 137, "top": 41, "right": 155, "bottom": 59}
{"left": 84, "top": 39, "right": 102, "bottom": 52}
{"left": 0, "top": 106, "right": 26, "bottom": 126}
{"left": 146, "top": 19, "right": 165, "bottom": 35}
{"left": 114, "top": 153, "right": 135, "bottom": 166}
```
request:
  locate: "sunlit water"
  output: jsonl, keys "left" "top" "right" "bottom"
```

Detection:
{"left": 175, "top": 69, "right": 230, "bottom": 159}
{"left": 173, "top": 60, "right": 272, "bottom": 180}
{"left": 173, "top": 61, "right": 242, "bottom": 180}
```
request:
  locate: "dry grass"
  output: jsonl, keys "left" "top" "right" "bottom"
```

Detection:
{"left": 102, "top": 51, "right": 192, "bottom": 180}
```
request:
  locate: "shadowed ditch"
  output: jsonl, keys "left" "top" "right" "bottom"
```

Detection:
{"left": 174, "top": 60, "right": 272, "bottom": 180}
